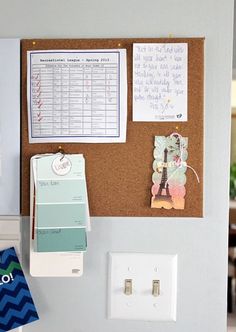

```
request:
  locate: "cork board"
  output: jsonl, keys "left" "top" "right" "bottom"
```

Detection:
{"left": 21, "top": 38, "right": 204, "bottom": 217}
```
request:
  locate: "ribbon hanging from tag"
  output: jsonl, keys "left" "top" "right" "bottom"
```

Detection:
{"left": 165, "top": 132, "right": 200, "bottom": 186}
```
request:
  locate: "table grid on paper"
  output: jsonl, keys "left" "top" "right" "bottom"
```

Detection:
{"left": 30, "top": 61, "right": 119, "bottom": 138}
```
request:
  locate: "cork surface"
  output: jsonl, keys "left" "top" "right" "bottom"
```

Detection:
{"left": 21, "top": 38, "right": 204, "bottom": 217}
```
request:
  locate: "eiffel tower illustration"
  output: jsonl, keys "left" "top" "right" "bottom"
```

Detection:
{"left": 153, "top": 148, "right": 173, "bottom": 208}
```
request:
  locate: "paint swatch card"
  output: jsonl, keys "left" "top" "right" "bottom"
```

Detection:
{"left": 151, "top": 134, "right": 188, "bottom": 209}
{"left": 32, "top": 153, "right": 90, "bottom": 253}
{"left": 36, "top": 228, "right": 87, "bottom": 252}
{"left": 30, "top": 159, "right": 84, "bottom": 277}
{"left": 0, "top": 247, "right": 39, "bottom": 331}
{"left": 133, "top": 43, "right": 188, "bottom": 122}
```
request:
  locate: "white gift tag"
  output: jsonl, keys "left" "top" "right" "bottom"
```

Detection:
{"left": 52, "top": 155, "right": 72, "bottom": 176}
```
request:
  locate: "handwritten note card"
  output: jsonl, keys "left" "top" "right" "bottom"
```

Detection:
{"left": 133, "top": 43, "right": 188, "bottom": 122}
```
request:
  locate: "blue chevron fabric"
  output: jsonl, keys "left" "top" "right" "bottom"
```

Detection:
{"left": 0, "top": 247, "right": 39, "bottom": 331}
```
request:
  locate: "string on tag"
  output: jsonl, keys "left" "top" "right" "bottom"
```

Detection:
{"left": 164, "top": 132, "right": 200, "bottom": 186}
{"left": 57, "top": 146, "right": 65, "bottom": 161}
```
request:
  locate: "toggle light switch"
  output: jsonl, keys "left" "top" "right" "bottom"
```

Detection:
{"left": 108, "top": 252, "right": 178, "bottom": 321}
{"left": 124, "top": 279, "right": 132, "bottom": 295}
{"left": 152, "top": 280, "right": 160, "bottom": 297}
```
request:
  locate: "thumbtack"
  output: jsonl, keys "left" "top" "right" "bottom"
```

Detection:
{"left": 175, "top": 126, "right": 179, "bottom": 130}
{"left": 32, "top": 41, "right": 36, "bottom": 46}
{"left": 118, "top": 43, "right": 121, "bottom": 47}
{"left": 57, "top": 146, "right": 65, "bottom": 160}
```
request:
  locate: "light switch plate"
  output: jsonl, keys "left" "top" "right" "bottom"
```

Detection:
{"left": 108, "top": 252, "right": 177, "bottom": 321}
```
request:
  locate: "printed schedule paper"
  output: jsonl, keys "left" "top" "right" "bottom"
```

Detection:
{"left": 27, "top": 49, "right": 127, "bottom": 143}
{"left": 133, "top": 43, "right": 188, "bottom": 122}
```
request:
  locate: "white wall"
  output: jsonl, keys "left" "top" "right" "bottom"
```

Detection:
{"left": 0, "top": 39, "right": 20, "bottom": 215}
{"left": 0, "top": 0, "right": 233, "bottom": 331}
{"left": 233, "top": 1, "right": 236, "bottom": 76}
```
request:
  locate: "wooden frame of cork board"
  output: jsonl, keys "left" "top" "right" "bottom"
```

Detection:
{"left": 21, "top": 38, "right": 204, "bottom": 217}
